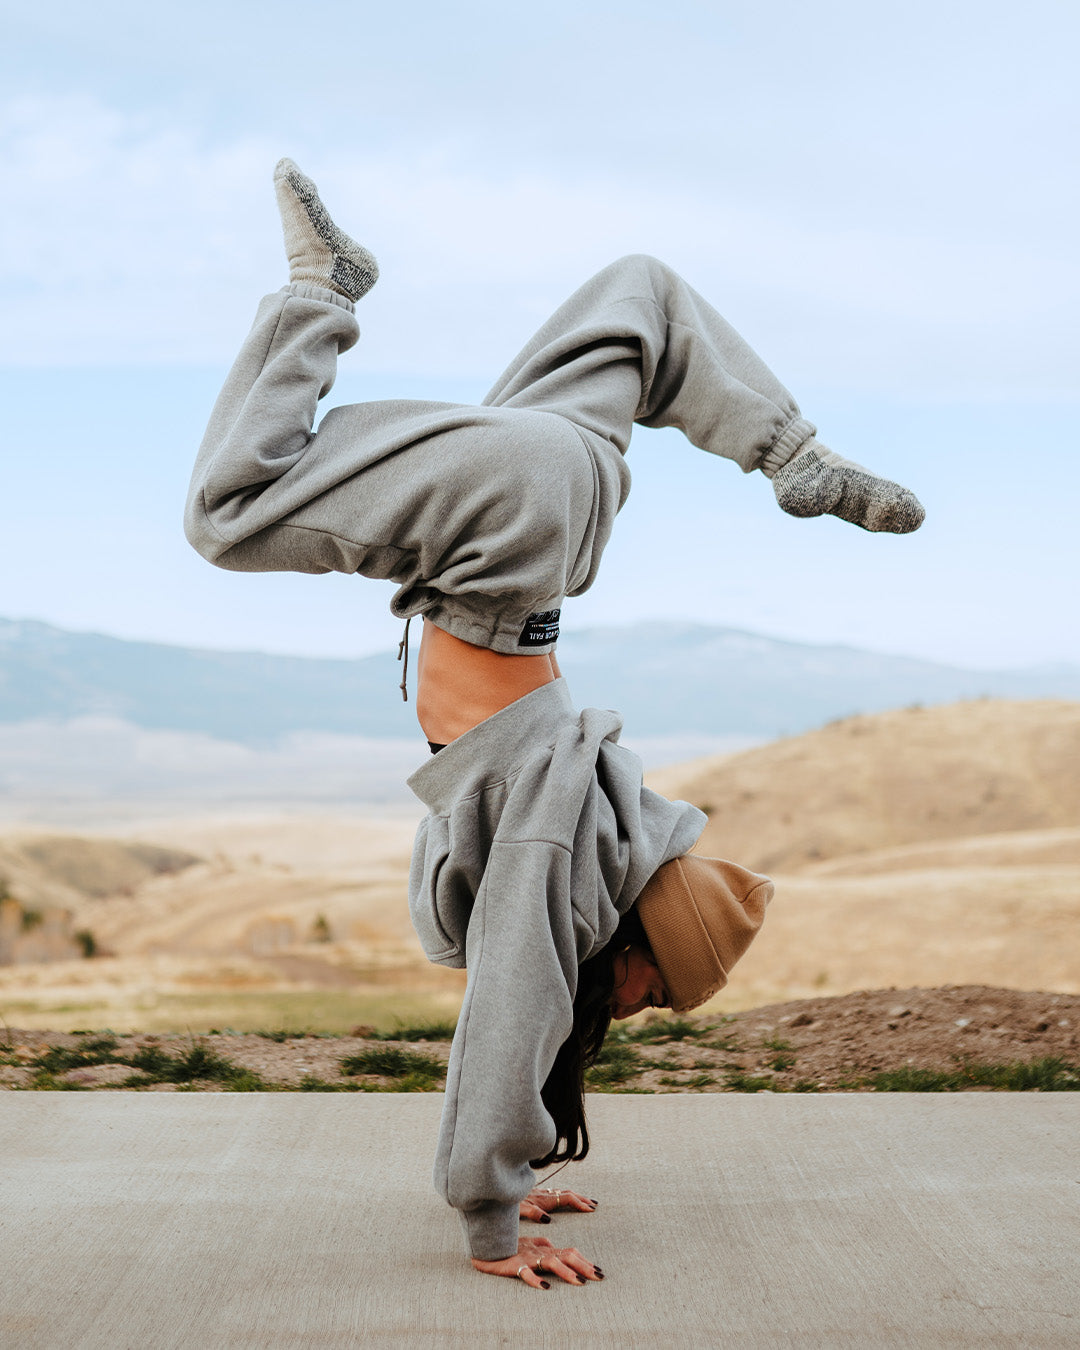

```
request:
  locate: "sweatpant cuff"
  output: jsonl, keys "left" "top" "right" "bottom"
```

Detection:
{"left": 759, "top": 416, "right": 817, "bottom": 478}
{"left": 283, "top": 281, "right": 356, "bottom": 313}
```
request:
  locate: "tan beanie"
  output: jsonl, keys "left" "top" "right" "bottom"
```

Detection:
{"left": 635, "top": 855, "right": 773, "bottom": 1013}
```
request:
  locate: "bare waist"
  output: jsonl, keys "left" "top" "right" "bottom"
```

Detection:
{"left": 416, "top": 620, "right": 560, "bottom": 745}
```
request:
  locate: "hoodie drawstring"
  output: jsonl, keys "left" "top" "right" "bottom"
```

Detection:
{"left": 397, "top": 616, "right": 413, "bottom": 702}
{"left": 396, "top": 601, "right": 441, "bottom": 701}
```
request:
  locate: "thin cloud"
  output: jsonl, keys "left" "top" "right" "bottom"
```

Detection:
{"left": 1, "top": 93, "right": 1076, "bottom": 400}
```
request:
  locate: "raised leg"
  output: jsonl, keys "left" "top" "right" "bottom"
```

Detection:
{"left": 483, "top": 254, "right": 924, "bottom": 533}
{"left": 273, "top": 158, "right": 379, "bottom": 300}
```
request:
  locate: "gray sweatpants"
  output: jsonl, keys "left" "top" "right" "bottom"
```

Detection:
{"left": 185, "top": 255, "right": 815, "bottom": 654}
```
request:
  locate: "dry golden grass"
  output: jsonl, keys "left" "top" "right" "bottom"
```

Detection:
{"left": 647, "top": 698, "right": 1080, "bottom": 872}
{"left": 2, "top": 700, "right": 1078, "bottom": 1031}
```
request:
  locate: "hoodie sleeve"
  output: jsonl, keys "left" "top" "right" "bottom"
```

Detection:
{"left": 434, "top": 838, "right": 585, "bottom": 1260}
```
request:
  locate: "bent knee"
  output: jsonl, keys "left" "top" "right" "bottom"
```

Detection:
{"left": 183, "top": 492, "right": 227, "bottom": 564}
{"left": 604, "top": 253, "right": 675, "bottom": 285}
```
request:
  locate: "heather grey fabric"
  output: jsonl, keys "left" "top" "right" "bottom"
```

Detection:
{"left": 406, "top": 679, "right": 705, "bottom": 1259}
{"left": 185, "top": 255, "right": 817, "bottom": 654}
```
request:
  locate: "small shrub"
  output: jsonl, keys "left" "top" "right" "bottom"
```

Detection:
{"left": 74, "top": 929, "right": 98, "bottom": 958}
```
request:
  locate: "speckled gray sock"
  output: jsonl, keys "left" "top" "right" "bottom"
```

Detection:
{"left": 273, "top": 158, "right": 378, "bottom": 301}
{"left": 771, "top": 440, "right": 925, "bottom": 533}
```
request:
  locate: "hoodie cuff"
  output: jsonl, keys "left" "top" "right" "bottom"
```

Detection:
{"left": 460, "top": 1200, "right": 520, "bottom": 1261}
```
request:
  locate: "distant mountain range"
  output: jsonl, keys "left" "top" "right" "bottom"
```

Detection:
{"left": 2, "top": 616, "right": 1078, "bottom": 746}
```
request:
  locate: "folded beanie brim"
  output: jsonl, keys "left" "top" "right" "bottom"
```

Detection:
{"left": 636, "top": 854, "right": 773, "bottom": 1012}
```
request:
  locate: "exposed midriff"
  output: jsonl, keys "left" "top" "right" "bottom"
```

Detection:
{"left": 416, "top": 619, "right": 560, "bottom": 745}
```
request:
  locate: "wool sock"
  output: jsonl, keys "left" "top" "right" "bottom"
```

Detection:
{"left": 769, "top": 440, "right": 925, "bottom": 533}
{"left": 273, "top": 158, "right": 378, "bottom": 301}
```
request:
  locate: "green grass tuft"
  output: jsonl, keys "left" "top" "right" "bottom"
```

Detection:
{"left": 23, "top": 1072, "right": 90, "bottom": 1091}
{"left": 31, "top": 1037, "right": 120, "bottom": 1074}
{"left": 762, "top": 1036, "right": 797, "bottom": 1071}
{"left": 659, "top": 1071, "right": 716, "bottom": 1088}
{"left": 297, "top": 1075, "right": 367, "bottom": 1093}
{"left": 586, "top": 1043, "right": 645, "bottom": 1086}
{"left": 339, "top": 1047, "right": 445, "bottom": 1087}
{"left": 616, "top": 1016, "right": 702, "bottom": 1044}
{"left": 864, "top": 1057, "right": 1080, "bottom": 1093}
{"left": 124, "top": 1043, "right": 272, "bottom": 1089}
{"left": 723, "top": 1069, "right": 779, "bottom": 1092}
{"left": 370, "top": 1020, "right": 458, "bottom": 1042}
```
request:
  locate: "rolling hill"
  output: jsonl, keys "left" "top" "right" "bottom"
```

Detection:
{"left": 1, "top": 698, "right": 1077, "bottom": 1026}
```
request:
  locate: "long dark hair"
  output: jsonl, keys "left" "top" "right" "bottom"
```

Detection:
{"left": 531, "top": 905, "right": 648, "bottom": 1169}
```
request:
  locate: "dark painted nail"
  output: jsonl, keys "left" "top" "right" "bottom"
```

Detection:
{"left": 540, "top": 1281, "right": 550, "bottom": 1290}
{"left": 540, "top": 1214, "right": 551, "bottom": 1224}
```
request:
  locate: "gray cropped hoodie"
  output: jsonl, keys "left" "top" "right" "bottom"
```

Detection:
{"left": 407, "top": 679, "right": 705, "bottom": 1260}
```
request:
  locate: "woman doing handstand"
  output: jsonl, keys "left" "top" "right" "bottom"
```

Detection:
{"left": 185, "top": 161, "right": 925, "bottom": 1288}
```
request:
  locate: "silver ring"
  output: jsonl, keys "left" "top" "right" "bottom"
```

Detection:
{"left": 516, "top": 1264, "right": 529, "bottom": 1279}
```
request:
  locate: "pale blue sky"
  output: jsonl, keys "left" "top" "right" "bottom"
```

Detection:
{"left": 1, "top": 0, "right": 1077, "bottom": 667}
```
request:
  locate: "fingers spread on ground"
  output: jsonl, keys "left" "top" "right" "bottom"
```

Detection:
{"left": 568, "top": 1193, "right": 596, "bottom": 1211}
{"left": 542, "top": 1255, "right": 584, "bottom": 1285}
{"left": 561, "top": 1248, "right": 603, "bottom": 1281}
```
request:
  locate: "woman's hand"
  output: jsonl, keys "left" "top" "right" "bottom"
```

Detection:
{"left": 471, "top": 1237, "right": 604, "bottom": 1288}
{"left": 519, "top": 1186, "right": 597, "bottom": 1223}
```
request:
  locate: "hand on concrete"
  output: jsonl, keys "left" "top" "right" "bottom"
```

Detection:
{"left": 472, "top": 1237, "right": 604, "bottom": 1288}
{"left": 519, "top": 1186, "right": 598, "bottom": 1222}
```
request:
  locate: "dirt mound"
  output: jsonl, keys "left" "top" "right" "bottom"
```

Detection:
{"left": 712, "top": 984, "right": 1079, "bottom": 1090}
{"left": 647, "top": 699, "right": 1080, "bottom": 872}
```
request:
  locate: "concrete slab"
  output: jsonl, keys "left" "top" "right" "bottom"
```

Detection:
{"left": 1, "top": 1094, "right": 1077, "bottom": 1348}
